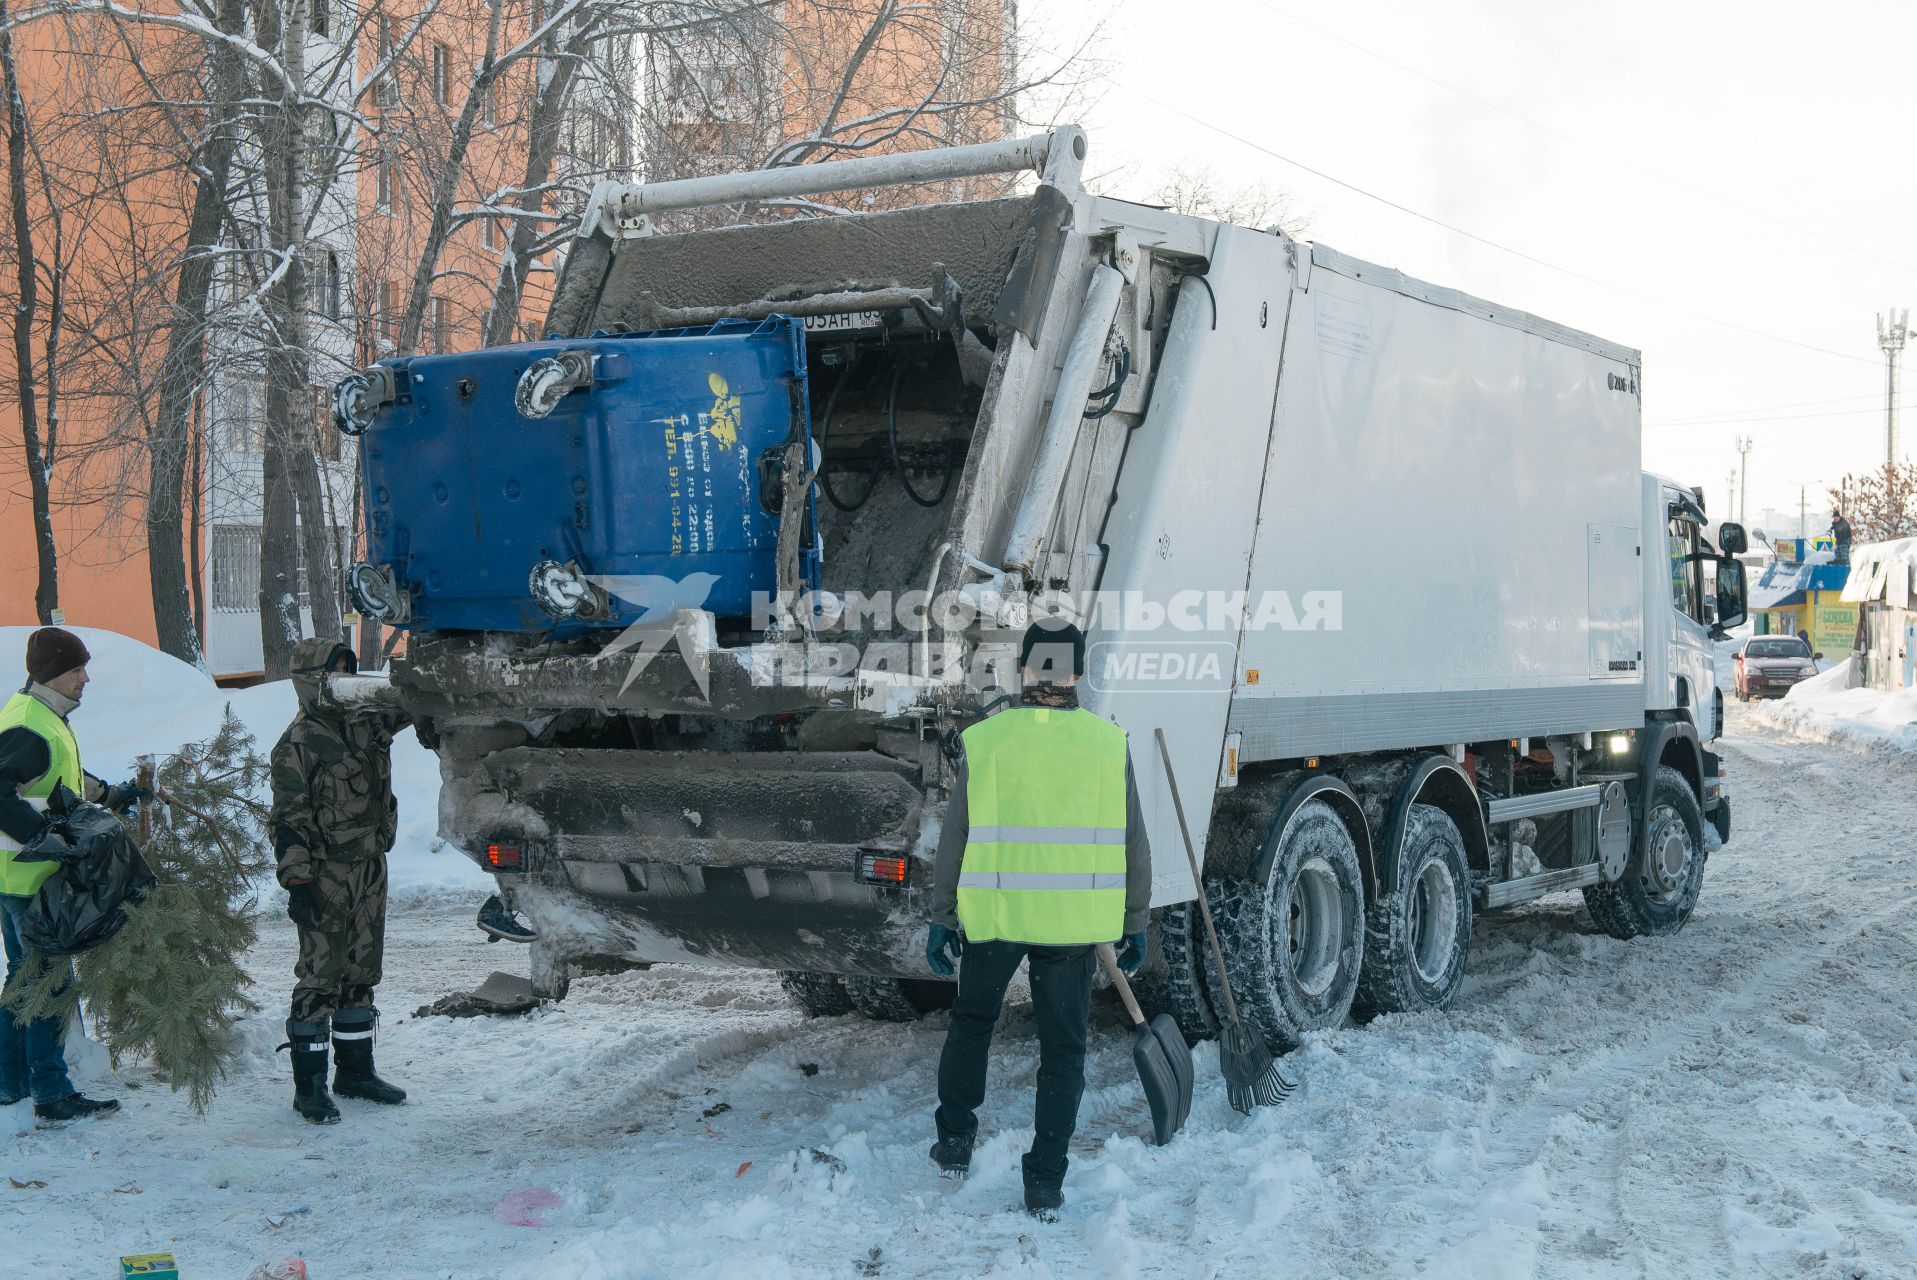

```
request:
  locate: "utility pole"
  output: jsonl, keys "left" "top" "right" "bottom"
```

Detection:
{"left": 1727, "top": 470, "right": 1738, "bottom": 525}
{"left": 1879, "top": 309, "right": 1909, "bottom": 465}
{"left": 1735, "top": 435, "right": 1753, "bottom": 526}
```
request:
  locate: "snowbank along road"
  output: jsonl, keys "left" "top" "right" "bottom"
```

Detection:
{"left": 4, "top": 700, "right": 1916, "bottom": 1279}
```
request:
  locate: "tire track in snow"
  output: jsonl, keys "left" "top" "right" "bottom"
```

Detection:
{"left": 1457, "top": 719, "right": 1917, "bottom": 1279}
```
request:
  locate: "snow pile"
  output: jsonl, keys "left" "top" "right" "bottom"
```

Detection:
{"left": 1750, "top": 656, "right": 1917, "bottom": 752}
{"left": 0, "top": 626, "right": 488, "bottom": 894}
{"left": 4, "top": 701, "right": 1917, "bottom": 1277}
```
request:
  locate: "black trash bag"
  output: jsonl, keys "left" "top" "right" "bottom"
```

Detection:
{"left": 14, "top": 783, "right": 156, "bottom": 956}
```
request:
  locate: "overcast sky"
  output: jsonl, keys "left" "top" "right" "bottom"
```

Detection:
{"left": 1028, "top": 0, "right": 1912, "bottom": 536}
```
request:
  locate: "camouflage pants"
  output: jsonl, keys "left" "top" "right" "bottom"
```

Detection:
{"left": 291, "top": 855, "right": 387, "bottom": 1023}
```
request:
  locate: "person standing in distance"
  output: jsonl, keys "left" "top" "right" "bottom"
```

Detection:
{"left": 271, "top": 636, "right": 411, "bottom": 1124}
{"left": 923, "top": 618, "right": 1152, "bottom": 1221}
{"left": 0, "top": 628, "right": 147, "bottom": 1124}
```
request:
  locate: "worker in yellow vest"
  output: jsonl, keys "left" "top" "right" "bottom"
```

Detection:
{"left": 0, "top": 628, "right": 147, "bottom": 1125}
{"left": 924, "top": 618, "right": 1152, "bottom": 1221}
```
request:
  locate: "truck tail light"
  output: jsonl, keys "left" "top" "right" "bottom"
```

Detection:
{"left": 857, "top": 854, "right": 909, "bottom": 885}
{"left": 485, "top": 842, "right": 525, "bottom": 871}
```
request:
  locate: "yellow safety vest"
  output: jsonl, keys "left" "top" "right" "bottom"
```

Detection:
{"left": 0, "top": 690, "right": 83, "bottom": 896}
{"left": 955, "top": 706, "right": 1129, "bottom": 945}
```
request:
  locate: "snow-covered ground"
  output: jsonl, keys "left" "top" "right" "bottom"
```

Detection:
{"left": 1750, "top": 656, "right": 1917, "bottom": 754}
{"left": 3, "top": 636, "right": 1916, "bottom": 1278}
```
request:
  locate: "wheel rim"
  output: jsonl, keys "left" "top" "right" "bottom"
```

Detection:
{"left": 1286, "top": 854, "right": 1346, "bottom": 996}
{"left": 1407, "top": 857, "right": 1459, "bottom": 985}
{"left": 1641, "top": 803, "right": 1696, "bottom": 905}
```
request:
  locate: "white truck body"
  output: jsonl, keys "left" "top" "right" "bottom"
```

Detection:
{"left": 370, "top": 128, "right": 1743, "bottom": 1030}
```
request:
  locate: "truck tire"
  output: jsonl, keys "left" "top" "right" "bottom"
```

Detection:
{"left": 844, "top": 976, "right": 956, "bottom": 1022}
{"left": 777, "top": 970, "right": 855, "bottom": 1017}
{"left": 1351, "top": 805, "right": 1472, "bottom": 1020}
{"left": 1132, "top": 903, "right": 1219, "bottom": 1042}
{"left": 1209, "top": 798, "right": 1365, "bottom": 1051}
{"left": 1583, "top": 764, "right": 1706, "bottom": 940}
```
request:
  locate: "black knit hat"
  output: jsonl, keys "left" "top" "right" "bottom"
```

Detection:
{"left": 26, "top": 627, "right": 90, "bottom": 685}
{"left": 1018, "top": 617, "right": 1085, "bottom": 682}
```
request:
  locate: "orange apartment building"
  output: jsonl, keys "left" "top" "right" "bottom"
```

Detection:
{"left": 3, "top": 0, "right": 1009, "bottom": 676}
{"left": 0, "top": 0, "right": 616, "bottom": 677}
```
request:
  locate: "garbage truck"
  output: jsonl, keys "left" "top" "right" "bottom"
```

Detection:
{"left": 333, "top": 126, "right": 1748, "bottom": 1042}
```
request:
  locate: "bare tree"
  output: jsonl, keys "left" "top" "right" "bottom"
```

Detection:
{"left": 0, "top": 0, "right": 66, "bottom": 623}
{"left": 641, "top": 0, "right": 1098, "bottom": 223}
{"left": 1150, "top": 163, "right": 1310, "bottom": 236}
{"left": 1832, "top": 465, "right": 1917, "bottom": 543}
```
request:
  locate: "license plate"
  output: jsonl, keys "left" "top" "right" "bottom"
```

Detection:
{"left": 803, "top": 310, "right": 884, "bottom": 335}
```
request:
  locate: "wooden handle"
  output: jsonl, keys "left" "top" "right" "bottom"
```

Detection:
{"left": 1155, "top": 727, "right": 1246, "bottom": 1026}
{"left": 1096, "top": 943, "right": 1147, "bottom": 1028}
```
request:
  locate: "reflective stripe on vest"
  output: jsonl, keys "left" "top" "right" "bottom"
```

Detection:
{"left": 955, "top": 706, "right": 1129, "bottom": 946}
{"left": 0, "top": 690, "right": 83, "bottom": 896}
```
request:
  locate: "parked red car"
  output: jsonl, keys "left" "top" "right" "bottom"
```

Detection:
{"left": 1732, "top": 635, "right": 1821, "bottom": 701}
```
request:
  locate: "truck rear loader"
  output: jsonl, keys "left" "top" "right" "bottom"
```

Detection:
{"left": 333, "top": 127, "right": 1749, "bottom": 1041}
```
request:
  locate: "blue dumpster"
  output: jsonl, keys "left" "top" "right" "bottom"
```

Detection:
{"left": 357, "top": 317, "right": 816, "bottom": 631}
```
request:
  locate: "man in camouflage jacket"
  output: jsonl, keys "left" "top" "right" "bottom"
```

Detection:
{"left": 271, "top": 636, "right": 411, "bottom": 1124}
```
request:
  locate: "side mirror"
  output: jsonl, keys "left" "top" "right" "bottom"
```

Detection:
{"left": 1711, "top": 557, "right": 1748, "bottom": 637}
{"left": 1813, "top": 652, "right": 1824, "bottom": 661}
{"left": 1718, "top": 522, "right": 1749, "bottom": 555}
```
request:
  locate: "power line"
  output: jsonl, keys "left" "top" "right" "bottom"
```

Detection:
{"left": 1647, "top": 391, "right": 1889, "bottom": 423}
{"left": 1648, "top": 401, "right": 1913, "bottom": 429}
{"left": 1240, "top": 0, "right": 1917, "bottom": 280}
{"left": 1112, "top": 79, "right": 1883, "bottom": 369}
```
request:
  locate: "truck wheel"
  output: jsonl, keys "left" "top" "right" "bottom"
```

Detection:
{"left": 777, "top": 970, "right": 855, "bottom": 1017}
{"left": 844, "top": 976, "right": 955, "bottom": 1022}
{"left": 1131, "top": 903, "right": 1219, "bottom": 1042}
{"left": 1583, "top": 764, "right": 1706, "bottom": 940}
{"left": 1210, "top": 798, "right": 1365, "bottom": 1051}
{"left": 1352, "top": 805, "right": 1471, "bottom": 1020}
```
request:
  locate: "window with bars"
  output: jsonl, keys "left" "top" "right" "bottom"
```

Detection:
{"left": 324, "top": 252, "right": 342, "bottom": 320}
{"left": 378, "top": 279, "right": 397, "bottom": 345}
{"left": 316, "top": 392, "right": 342, "bottom": 461}
{"left": 433, "top": 44, "right": 450, "bottom": 106}
{"left": 221, "top": 377, "right": 263, "bottom": 456}
{"left": 309, "top": 0, "right": 328, "bottom": 36}
{"left": 209, "top": 525, "right": 261, "bottom": 612}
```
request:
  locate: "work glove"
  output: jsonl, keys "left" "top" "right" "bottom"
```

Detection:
{"left": 1115, "top": 931, "right": 1149, "bottom": 975}
{"left": 286, "top": 881, "right": 323, "bottom": 930}
{"left": 103, "top": 782, "right": 152, "bottom": 814}
{"left": 926, "top": 924, "right": 963, "bottom": 976}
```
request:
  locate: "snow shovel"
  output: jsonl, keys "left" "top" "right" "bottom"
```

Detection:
{"left": 1155, "top": 728, "right": 1294, "bottom": 1114}
{"left": 1095, "top": 943, "right": 1192, "bottom": 1146}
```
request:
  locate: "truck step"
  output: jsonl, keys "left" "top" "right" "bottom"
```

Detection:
{"left": 1479, "top": 862, "right": 1603, "bottom": 910}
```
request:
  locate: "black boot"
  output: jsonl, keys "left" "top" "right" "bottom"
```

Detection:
{"left": 929, "top": 1133, "right": 974, "bottom": 1180}
{"left": 1022, "top": 1152, "right": 1065, "bottom": 1222}
{"left": 283, "top": 1018, "right": 340, "bottom": 1125}
{"left": 332, "top": 1006, "right": 406, "bottom": 1105}
{"left": 32, "top": 1093, "right": 120, "bottom": 1126}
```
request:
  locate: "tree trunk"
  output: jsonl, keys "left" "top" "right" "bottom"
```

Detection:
{"left": 256, "top": 0, "right": 305, "bottom": 674}
{"left": 484, "top": 36, "right": 581, "bottom": 346}
{"left": 398, "top": 0, "right": 504, "bottom": 353}
{"left": 146, "top": 0, "right": 248, "bottom": 666}
{"left": 0, "top": 3, "right": 57, "bottom": 623}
